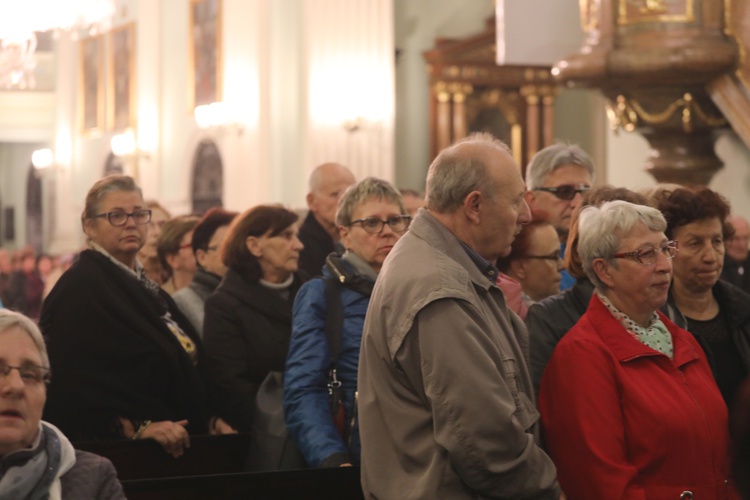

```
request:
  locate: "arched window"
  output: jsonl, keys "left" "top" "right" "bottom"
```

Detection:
{"left": 191, "top": 139, "right": 223, "bottom": 214}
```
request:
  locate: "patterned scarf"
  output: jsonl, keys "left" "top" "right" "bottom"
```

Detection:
{"left": 597, "top": 290, "right": 674, "bottom": 359}
{"left": 0, "top": 422, "right": 75, "bottom": 500}
{"left": 89, "top": 242, "right": 197, "bottom": 363}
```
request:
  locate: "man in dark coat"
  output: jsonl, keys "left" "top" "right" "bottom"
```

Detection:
{"left": 722, "top": 214, "right": 750, "bottom": 294}
{"left": 298, "top": 163, "right": 355, "bottom": 277}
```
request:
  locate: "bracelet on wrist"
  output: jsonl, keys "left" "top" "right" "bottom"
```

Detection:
{"left": 132, "top": 420, "right": 152, "bottom": 440}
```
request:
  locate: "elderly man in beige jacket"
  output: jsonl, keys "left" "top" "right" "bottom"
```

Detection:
{"left": 358, "top": 133, "right": 563, "bottom": 499}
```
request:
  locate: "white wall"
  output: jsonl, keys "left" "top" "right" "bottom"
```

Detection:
{"left": 393, "top": 0, "right": 495, "bottom": 192}
{"left": 3, "top": 1, "right": 750, "bottom": 254}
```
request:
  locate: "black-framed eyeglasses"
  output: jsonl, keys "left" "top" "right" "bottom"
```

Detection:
{"left": 93, "top": 209, "right": 152, "bottom": 227}
{"left": 533, "top": 184, "right": 590, "bottom": 201}
{"left": 522, "top": 252, "right": 563, "bottom": 261}
{"left": 349, "top": 215, "right": 411, "bottom": 234}
{"left": 0, "top": 362, "right": 50, "bottom": 386}
{"left": 612, "top": 240, "right": 679, "bottom": 265}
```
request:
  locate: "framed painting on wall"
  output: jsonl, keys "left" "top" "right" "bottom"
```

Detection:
{"left": 108, "top": 23, "right": 136, "bottom": 131}
{"left": 189, "top": 0, "right": 222, "bottom": 110}
{"left": 79, "top": 35, "right": 104, "bottom": 134}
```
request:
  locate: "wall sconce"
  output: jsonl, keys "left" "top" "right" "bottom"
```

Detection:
{"left": 32, "top": 148, "right": 55, "bottom": 171}
{"left": 31, "top": 147, "right": 63, "bottom": 179}
{"left": 111, "top": 129, "right": 151, "bottom": 159}
{"left": 343, "top": 116, "right": 367, "bottom": 133}
{"left": 194, "top": 102, "right": 245, "bottom": 136}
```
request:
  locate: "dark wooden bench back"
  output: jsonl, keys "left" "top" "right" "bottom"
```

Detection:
{"left": 75, "top": 433, "right": 252, "bottom": 480}
{"left": 121, "top": 467, "right": 364, "bottom": 500}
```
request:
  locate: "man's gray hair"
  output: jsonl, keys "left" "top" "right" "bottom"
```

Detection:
{"left": 0, "top": 309, "right": 49, "bottom": 368}
{"left": 336, "top": 177, "right": 406, "bottom": 227}
{"left": 525, "top": 143, "right": 595, "bottom": 190}
{"left": 578, "top": 200, "right": 667, "bottom": 290}
{"left": 426, "top": 133, "right": 511, "bottom": 214}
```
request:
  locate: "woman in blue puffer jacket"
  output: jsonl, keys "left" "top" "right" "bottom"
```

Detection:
{"left": 284, "top": 177, "right": 410, "bottom": 467}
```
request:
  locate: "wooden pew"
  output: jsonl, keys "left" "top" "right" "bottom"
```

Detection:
{"left": 121, "top": 467, "right": 364, "bottom": 500}
{"left": 75, "top": 433, "right": 252, "bottom": 480}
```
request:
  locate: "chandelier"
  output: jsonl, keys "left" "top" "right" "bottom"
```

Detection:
{"left": 0, "top": 0, "right": 115, "bottom": 89}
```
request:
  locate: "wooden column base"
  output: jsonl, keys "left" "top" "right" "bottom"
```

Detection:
{"left": 641, "top": 128, "right": 723, "bottom": 186}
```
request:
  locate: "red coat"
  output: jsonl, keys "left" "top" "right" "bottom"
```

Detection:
{"left": 539, "top": 294, "right": 738, "bottom": 500}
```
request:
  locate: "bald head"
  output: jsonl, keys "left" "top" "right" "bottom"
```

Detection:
{"left": 727, "top": 214, "right": 750, "bottom": 263}
{"left": 425, "top": 133, "right": 531, "bottom": 262}
{"left": 426, "top": 134, "right": 512, "bottom": 214}
{"left": 307, "top": 162, "right": 356, "bottom": 235}
{"left": 308, "top": 163, "right": 355, "bottom": 193}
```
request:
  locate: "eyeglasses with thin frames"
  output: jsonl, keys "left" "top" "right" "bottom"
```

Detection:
{"left": 93, "top": 210, "right": 152, "bottom": 227}
{"left": 612, "top": 240, "right": 679, "bottom": 265}
{"left": 349, "top": 215, "right": 411, "bottom": 235}
{"left": 0, "top": 362, "right": 50, "bottom": 386}
{"left": 533, "top": 184, "right": 590, "bottom": 201}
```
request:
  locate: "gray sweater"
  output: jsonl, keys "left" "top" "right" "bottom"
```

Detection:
{"left": 173, "top": 269, "right": 222, "bottom": 337}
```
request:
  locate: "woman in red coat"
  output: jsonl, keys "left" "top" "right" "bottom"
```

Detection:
{"left": 539, "top": 200, "right": 738, "bottom": 499}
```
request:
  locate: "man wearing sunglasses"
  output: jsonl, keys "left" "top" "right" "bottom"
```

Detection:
{"left": 524, "top": 143, "right": 595, "bottom": 291}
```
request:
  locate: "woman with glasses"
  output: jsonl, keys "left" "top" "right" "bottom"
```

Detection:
{"left": 538, "top": 201, "right": 736, "bottom": 499}
{"left": 284, "top": 178, "right": 409, "bottom": 468}
{"left": 496, "top": 219, "right": 563, "bottom": 309}
{"left": 137, "top": 200, "right": 171, "bottom": 285}
{"left": 655, "top": 187, "right": 750, "bottom": 409}
{"left": 202, "top": 205, "right": 307, "bottom": 470}
{"left": 0, "top": 309, "right": 126, "bottom": 499}
{"left": 526, "top": 186, "right": 648, "bottom": 392}
{"left": 40, "top": 175, "right": 208, "bottom": 458}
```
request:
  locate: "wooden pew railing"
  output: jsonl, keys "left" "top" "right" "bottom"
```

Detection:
{"left": 75, "top": 433, "right": 364, "bottom": 499}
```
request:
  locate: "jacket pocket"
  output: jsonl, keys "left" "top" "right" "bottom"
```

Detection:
{"left": 502, "top": 358, "right": 540, "bottom": 431}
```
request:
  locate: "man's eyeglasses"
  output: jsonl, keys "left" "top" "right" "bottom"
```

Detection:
{"left": 0, "top": 362, "right": 50, "bottom": 386}
{"left": 93, "top": 210, "right": 152, "bottom": 227}
{"left": 612, "top": 240, "right": 679, "bottom": 265}
{"left": 533, "top": 184, "right": 590, "bottom": 201}
{"left": 349, "top": 215, "right": 411, "bottom": 234}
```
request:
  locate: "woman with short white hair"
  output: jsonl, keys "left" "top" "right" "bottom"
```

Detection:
{"left": 0, "top": 309, "right": 125, "bottom": 499}
{"left": 538, "top": 200, "right": 736, "bottom": 499}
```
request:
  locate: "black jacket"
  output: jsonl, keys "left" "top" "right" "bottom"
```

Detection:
{"left": 662, "top": 279, "right": 750, "bottom": 402}
{"left": 202, "top": 268, "right": 306, "bottom": 431}
{"left": 40, "top": 250, "right": 208, "bottom": 440}
{"left": 721, "top": 255, "right": 750, "bottom": 295}
{"left": 526, "top": 278, "right": 596, "bottom": 394}
{"left": 298, "top": 211, "right": 336, "bottom": 277}
{"left": 528, "top": 277, "right": 750, "bottom": 402}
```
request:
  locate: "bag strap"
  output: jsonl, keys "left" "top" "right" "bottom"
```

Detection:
{"left": 323, "top": 277, "right": 344, "bottom": 367}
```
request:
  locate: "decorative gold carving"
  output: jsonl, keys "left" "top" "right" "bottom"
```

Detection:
{"left": 617, "top": 0, "right": 694, "bottom": 25}
{"left": 580, "top": 0, "right": 599, "bottom": 32}
{"left": 724, "top": 0, "right": 750, "bottom": 94}
{"left": 511, "top": 124, "right": 523, "bottom": 166}
{"left": 434, "top": 82, "right": 473, "bottom": 103}
{"left": 606, "top": 93, "right": 727, "bottom": 134}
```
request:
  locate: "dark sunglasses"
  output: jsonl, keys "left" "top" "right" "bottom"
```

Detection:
{"left": 533, "top": 184, "right": 590, "bottom": 201}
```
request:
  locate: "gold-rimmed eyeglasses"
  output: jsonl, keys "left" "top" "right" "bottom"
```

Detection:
{"left": 612, "top": 240, "right": 679, "bottom": 265}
